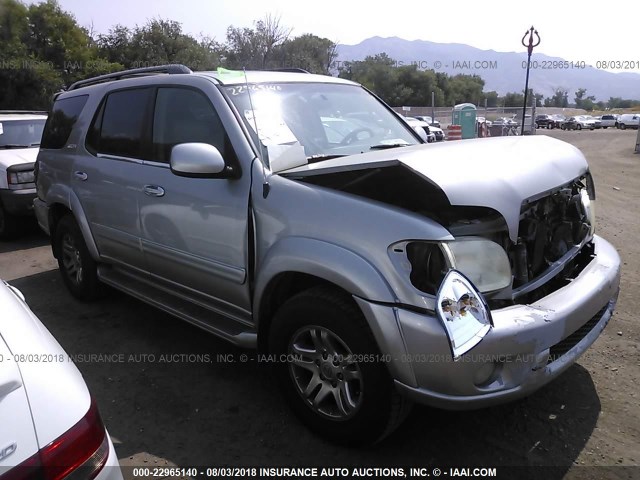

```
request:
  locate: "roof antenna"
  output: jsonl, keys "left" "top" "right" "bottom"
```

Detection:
{"left": 243, "top": 67, "right": 270, "bottom": 198}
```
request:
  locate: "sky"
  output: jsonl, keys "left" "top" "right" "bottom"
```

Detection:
{"left": 52, "top": 0, "right": 640, "bottom": 74}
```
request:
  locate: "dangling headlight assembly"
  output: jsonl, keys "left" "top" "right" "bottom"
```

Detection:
{"left": 436, "top": 270, "right": 493, "bottom": 358}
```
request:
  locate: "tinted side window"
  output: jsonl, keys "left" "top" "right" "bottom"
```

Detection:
{"left": 94, "top": 88, "right": 152, "bottom": 158}
{"left": 152, "top": 87, "right": 227, "bottom": 163}
{"left": 40, "top": 95, "right": 88, "bottom": 149}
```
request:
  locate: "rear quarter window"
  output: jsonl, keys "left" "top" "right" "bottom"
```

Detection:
{"left": 40, "top": 95, "right": 89, "bottom": 149}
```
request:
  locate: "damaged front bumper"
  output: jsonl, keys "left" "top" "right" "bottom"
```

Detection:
{"left": 357, "top": 235, "right": 620, "bottom": 410}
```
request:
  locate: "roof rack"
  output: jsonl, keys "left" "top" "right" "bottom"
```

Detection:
{"left": 66, "top": 64, "right": 192, "bottom": 91}
{"left": 0, "top": 110, "right": 48, "bottom": 115}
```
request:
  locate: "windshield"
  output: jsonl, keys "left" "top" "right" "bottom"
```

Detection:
{"left": 223, "top": 83, "right": 419, "bottom": 163}
{"left": 0, "top": 119, "right": 46, "bottom": 148}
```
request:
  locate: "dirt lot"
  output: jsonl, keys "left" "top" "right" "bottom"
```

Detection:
{"left": 1, "top": 128, "right": 639, "bottom": 479}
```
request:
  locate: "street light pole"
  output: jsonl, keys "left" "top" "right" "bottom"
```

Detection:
{"left": 521, "top": 26, "right": 540, "bottom": 136}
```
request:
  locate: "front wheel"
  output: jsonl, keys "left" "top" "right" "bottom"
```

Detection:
{"left": 577, "top": 124, "right": 582, "bottom": 130}
{"left": 620, "top": 123, "right": 626, "bottom": 130}
{"left": 54, "top": 215, "right": 102, "bottom": 300}
{"left": 269, "top": 287, "right": 411, "bottom": 445}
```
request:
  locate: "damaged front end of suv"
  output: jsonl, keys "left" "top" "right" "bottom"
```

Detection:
{"left": 273, "top": 134, "right": 620, "bottom": 409}
{"left": 222, "top": 76, "right": 619, "bottom": 440}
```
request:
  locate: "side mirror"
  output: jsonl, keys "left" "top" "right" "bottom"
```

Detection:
{"left": 170, "top": 143, "right": 228, "bottom": 178}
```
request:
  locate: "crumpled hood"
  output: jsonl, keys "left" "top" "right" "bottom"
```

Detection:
{"left": 281, "top": 136, "right": 588, "bottom": 241}
{"left": 0, "top": 148, "right": 39, "bottom": 170}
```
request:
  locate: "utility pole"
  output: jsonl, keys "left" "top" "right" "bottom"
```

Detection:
{"left": 521, "top": 26, "right": 540, "bottom": 136}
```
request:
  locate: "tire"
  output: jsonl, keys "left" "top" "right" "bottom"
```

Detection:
{"left": 603, "top": 126, "right": 608, "bottom": 129}
{"left": 268, "top": 286, "right": 411, "bottom": 445}
{"left": 54, "top": 215, "right": 102, "bottom": 301}
{"left": 620, "top": 123, "right": 626, "bottom": 130}
{"left": 577, "top": 124, "right": 582, "bottom": 130}
{"left": 0, "top": 203, "right": 19, "bottom": 240}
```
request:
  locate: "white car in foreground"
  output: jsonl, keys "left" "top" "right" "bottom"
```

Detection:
{"left": 0, "top": 280, "right": 122, "bottom": 480}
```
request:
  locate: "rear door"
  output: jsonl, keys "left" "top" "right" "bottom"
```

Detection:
{"left": 74, "top": 87, "right": 154, "bottom": 270}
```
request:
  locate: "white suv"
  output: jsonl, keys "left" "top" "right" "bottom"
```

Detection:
{"left": 617, "top": 113, "right": 639, "bottom": 130}
{"left": 0, "top": 111, "right": 47, "bottom": 238}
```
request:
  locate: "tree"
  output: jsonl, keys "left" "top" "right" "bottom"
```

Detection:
{"left": 544, "top": 88, "right": 569, "bottom": 108}
{"left": 446, "top": 74, "right": 484, "bottom": 106}
{"left": 482, "top": 91, "right": 499, "bottom": 107}
{"left": 276, "top": 34, "right": 337, "bottom": 74}
{"left": 501, "top": 92, "right": 525, "bottom": 107}
{"left": 574, "top": 88, "right": 596, "bottom": 110}
{"left": 224, "top": 14, "right": 290, "bottom": 69}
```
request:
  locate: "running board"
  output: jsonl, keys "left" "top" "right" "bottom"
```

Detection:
{"left": 97, "top": 266, "right": 257, "bottom": 349}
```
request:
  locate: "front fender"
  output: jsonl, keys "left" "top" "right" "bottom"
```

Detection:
{"left": 45, "top": 183, "right": 100, "bottom": 261}
{"left": 254, "top": 236, "right": 395, "bottom": 318}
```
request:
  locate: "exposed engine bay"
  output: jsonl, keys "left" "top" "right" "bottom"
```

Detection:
{"left": 292, "top": 164, "right": 595, "bottom": 304}
{"left": 513, "top": 179, "right": 592, "bottom": 286}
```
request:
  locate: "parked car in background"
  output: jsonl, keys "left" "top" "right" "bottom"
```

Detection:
{"left": 493, "top": 117, "right": 517, "bottom": 126}
{"left": 535, "top": 114, "right": 555, "bottom": 129}
{"left": 414, "top": 115, "right": 441, "bottom": 128}
{"left": 0, "top": 280, "right": 123, "bottom": 479}
{"left": 428, "top": 124, "right": 445, "bottom": 141}
{"left": 562, "top": 116, "right": 596, "bottom": 130}
{"left": 583, "top": 116, "right": 602, "bottom": 129}
{"left": 617, "top": 113, "right": 640, "bottom": 130}
{"left": 404, "top": 117, "right": 436, "bottom": 143}
{"left": 599, "top": 114, "right": 618, "bottom": 128}
{"left": 0, "top": 111, "right": 47, "bottom": 238}
{"left": 550, "top": 114, "right": 567, "bottom": 129}
{"left": 35, "top": 65, "right": 620, "bottom": 445}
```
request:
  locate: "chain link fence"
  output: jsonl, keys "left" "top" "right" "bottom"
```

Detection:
{"left": 393, "top": 105, "right": 540, "bottom": 137}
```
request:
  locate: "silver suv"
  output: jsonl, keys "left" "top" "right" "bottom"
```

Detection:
{"left": 34, "top": 65, "right": 620, "bottom": 445}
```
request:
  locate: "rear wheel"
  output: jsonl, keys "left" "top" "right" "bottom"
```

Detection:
{"left": 269, "top": 286, "right": 411, "bottom": 445}
{"left": 54, "top": 215, "right": 102, "bottom": 300}
{"left": 620, "top": 123, "right": 626, "bottom": 130}
{"left": 577, "top": 124, "right": 582, "bottom": 130}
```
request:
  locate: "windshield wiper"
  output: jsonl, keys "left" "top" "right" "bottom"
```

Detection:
{"left": 0, "top": 144, "right": 31, "bottom": 149}
{"left": 307, "top": 154, "right": 347, "bottom": 164}
{"left": 369, "top": 143, "right": 411, "bottom": 150}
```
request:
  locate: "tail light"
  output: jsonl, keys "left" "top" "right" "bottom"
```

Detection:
{"left": 1, "top": 398, "right": 109, "bottom": 480}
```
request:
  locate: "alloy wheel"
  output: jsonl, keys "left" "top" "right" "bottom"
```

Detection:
{"left": 288, "top": 325, "right": 363, "bottom": 420}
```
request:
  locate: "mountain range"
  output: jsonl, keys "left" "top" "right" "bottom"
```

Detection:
{"left": 335, "top": 37, "right": 640, "bottom": 101}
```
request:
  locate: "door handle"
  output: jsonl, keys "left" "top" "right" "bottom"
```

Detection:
{"left": 74, "top": 171, "right": 88, "bottom": 181}
{"left": 143, "top": 185, "right": 165, "bottom": 197}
